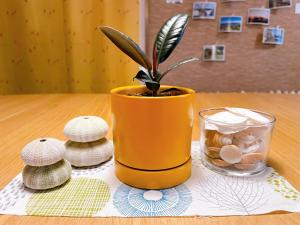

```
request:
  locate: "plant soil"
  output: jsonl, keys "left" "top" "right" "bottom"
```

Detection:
{"left": 127, "top": 88, "right": 185, "bottom": 97}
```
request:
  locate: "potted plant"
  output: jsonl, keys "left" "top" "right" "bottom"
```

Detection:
{"left": 100, "top": 14, "right": 198, "bottom": 189}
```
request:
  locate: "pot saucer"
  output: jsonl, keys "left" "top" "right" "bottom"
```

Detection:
{"left": 115, "top": 158, "right": 191, "bottom": 189}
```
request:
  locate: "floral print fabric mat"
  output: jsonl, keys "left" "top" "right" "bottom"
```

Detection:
{"left": 0, "top": 142, "right": 300, "bottom": 217}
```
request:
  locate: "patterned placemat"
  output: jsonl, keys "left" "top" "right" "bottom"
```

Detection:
{"left": 0, "top": 142, "right": 300, "bottom": 217}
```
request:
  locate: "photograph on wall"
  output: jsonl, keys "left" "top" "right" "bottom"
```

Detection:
{"left": 192, "top": 2, "right": 217, "bottom": 19}
{"left": 268, "top": 0, "right": 292, "bottom": 9}
{"left": 166, "top": 0, "right": 183, "bottom": 4}
{"left": 203, "top": 45, "right": 225, "bottom": 61}
{"left": 219, "top": 16, "right": 243, "bottom": 32}
{"left": 262, "top": 27, "right": 285, "bottom": 45}
{"left": 296, "top": 3, "right": 300, "bottom": 14}
{"left": 247, "top": 8, "right": 270, "bottom": 25}
{"left": 222, "top": 0, "right": 246, "bottom": 2}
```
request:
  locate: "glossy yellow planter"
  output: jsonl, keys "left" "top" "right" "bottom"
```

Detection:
{"left": 111, "top": 85, "right": 195, "bottom": 189}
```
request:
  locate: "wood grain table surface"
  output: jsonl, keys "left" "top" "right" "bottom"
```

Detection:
{"left": 0, "top": 93, "right": 299, "bottom": 225}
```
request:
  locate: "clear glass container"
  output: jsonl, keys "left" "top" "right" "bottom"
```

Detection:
{"left": 199, "top": 107, "right": 276, "bottom": 176}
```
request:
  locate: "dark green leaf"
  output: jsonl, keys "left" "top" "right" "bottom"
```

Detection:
{"left": 100, "top": 26, "right": 152, "bottom": 70}
{"left": 145, "top": 80, "right": 160, "bottom": 92}
{"left": 160, "top": 87, "right": 181, "bottom": 93}
{"left": 158, "top": 57, "right": 200, "bottom": 81}
{"left": 153, "top": 14, "right": 189, "bottom": 67}
{"left": 153, "top": 71, "right": 161, "bottom": 82}
{"left": 133, "top": 70, "right": 152, "bottom": 82}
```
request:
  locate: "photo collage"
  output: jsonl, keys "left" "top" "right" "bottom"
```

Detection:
{"left": 189, "top": 0, "right": 290, "bottom": 62}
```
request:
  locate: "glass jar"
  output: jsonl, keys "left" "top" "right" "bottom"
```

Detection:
{"left": 199, "top": 107, "right": 276, "bottom": 176}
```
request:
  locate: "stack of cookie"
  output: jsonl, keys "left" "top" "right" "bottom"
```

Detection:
{"left": 21, "top": 138, "right": 72, "bottom": 190}
{"left": 63, "top": 116, "right": 113, "bottom": 167}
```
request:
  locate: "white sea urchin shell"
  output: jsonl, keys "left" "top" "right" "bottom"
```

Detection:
{"left": 64, "top": 116, "right": 109, "bottom": 142}
{"left": 64, "top": 138, "right": 113, "bottom": 167}
{"left": 21, "top": 138, "right": 65, "bottom": 166}
{"left": 22, "top": 159, "right": 72, "bottom": 190}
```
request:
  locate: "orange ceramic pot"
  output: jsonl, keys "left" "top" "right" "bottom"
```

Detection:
{"left": 111, "top": 85, "right": 195, "bottom": 189}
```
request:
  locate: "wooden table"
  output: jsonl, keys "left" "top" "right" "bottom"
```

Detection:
{"left": 0, "top": 93, "right": 300, "bottom": 225}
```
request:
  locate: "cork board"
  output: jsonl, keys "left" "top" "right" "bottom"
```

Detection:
{"left": 146, "top": 0, "right": 300, "bottom": 92}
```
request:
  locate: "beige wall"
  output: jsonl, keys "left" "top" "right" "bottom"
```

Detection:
{"left": 146, "top": 0, "right": 300, "bottom": 92}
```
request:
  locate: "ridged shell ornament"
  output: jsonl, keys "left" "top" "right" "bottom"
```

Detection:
{"left": 21, "top": 138, "right": 65, "bottom": 166}
{"left": 22, "top": 159, "right": 72, "bottom": 190}
{"left": 64, "top": 116, "right": 109, "bottom": 143}
{"left": 211, "top": 159, "right": 231, "bottom": 167}
{"left": 64, "top": 138, "right": 113, "bottom": 167}
{"left": 207, "top": 132, "right": 233, "bottom": 147}
{"left": 206, "top": 147, "right": 221, "bottom": 159}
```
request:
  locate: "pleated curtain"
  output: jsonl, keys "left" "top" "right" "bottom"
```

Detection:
{"left": 0, "top": 0, "right": 140, "bottom": 94}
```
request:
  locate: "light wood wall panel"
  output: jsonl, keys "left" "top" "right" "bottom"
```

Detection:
{"left": 146, "top": 0, "right": 300, "bottom": 92}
